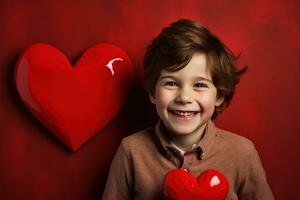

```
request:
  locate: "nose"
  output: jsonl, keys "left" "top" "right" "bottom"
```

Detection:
{"left": 175, "top": 87, "right": 193, "bottom": 104}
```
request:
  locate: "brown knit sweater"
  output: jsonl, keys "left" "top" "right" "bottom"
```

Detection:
{"left": 102, "top": 120, "right": 274, "bottom": 200}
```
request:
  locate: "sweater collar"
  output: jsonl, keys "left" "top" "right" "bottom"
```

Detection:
{"left": 154, "top": 120, "right": 217, "bottom": 160}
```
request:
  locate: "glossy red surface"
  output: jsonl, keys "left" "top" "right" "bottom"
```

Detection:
{"left": 14, "top": 43, "right": 133, "bottom": 151}
{"left": 164, "top": 169, "right": 229, "bottom": 200}
{"left": 1, "top": 0, "right": 300, "bottom": 199}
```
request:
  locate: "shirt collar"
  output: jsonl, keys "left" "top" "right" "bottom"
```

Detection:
{"left": 169, "top": 142, "right": 186, "bottom": 156}
{"left": 154, "top": 120, "right": 217, "bottom": 160}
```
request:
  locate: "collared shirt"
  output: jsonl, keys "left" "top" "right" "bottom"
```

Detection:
{"left": 169, "top": 142, "right": 198, "bottom": 157}
{"left": 102, "top": 120, "right": 274, "bottom": 200}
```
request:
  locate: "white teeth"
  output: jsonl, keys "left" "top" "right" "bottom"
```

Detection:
{"left": 172, "top": 111, "right": 196, "bottom": 117}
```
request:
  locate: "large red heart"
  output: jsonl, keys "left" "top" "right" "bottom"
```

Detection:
{"left": 15, "top": 43, "right": 133, "bottom": 151}
{"left": 164, "top": 169, "right": 229, "bottom": 200}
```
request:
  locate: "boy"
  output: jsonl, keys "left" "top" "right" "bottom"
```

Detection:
{"left": 102, "top": 19, "right": 274, "bottom": 199}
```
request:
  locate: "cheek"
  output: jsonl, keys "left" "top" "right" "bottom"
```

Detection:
{"left": 156, "top": 89, "right": 174, "bottom": 109}
{"left": 198, "top": 93, "right": 217, "bottom": 110}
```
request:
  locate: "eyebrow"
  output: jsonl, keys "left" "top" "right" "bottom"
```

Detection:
{"left": 159, "top": 75, "right": 213, "bottom": 83}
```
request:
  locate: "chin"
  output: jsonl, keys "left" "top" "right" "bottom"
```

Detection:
{"left": 169, "top": 126, "right": 198, "bottom": 136}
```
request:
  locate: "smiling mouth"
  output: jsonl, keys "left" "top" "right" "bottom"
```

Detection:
{"left": 169, "top": 110, "right": 200, "bottom": 118}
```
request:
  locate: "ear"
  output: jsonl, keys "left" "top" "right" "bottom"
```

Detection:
{"left": 149, "top": 93, "right": 156, "bottom": 104}
{"left": 215, "top": 95, "right": 224, "bottom": 107}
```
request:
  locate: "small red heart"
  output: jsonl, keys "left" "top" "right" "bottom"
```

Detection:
{"left": 15, "top": 43, "right": 133, "bottom": 151}
{"left": 164, "top": 169, "right": 229, "bottom": 200}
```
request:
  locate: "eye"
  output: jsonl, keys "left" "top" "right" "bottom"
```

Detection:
{"left": 194, "top": 82, "right": 208, "bottom": 88}
{"left": 164, "top": 81, "right": 177, "bottom": 87}
{"left": 163, "top": 81, "right": 179, "bottom": 89}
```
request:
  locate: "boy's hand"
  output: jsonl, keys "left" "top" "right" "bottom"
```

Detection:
{"left": 163, "top": 169, "right": 229, "bottom": 200}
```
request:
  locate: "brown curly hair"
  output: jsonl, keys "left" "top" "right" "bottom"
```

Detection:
{"left": 144, "top": 19, "right": 247, "bottom": 119}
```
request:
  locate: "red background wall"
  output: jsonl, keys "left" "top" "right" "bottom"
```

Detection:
{"left": 1, "top": 0, "right": 299, "bottom": 199}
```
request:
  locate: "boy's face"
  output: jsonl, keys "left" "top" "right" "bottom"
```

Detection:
{"left": 150, "top": 53, "right": 224, "bottom": 136}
